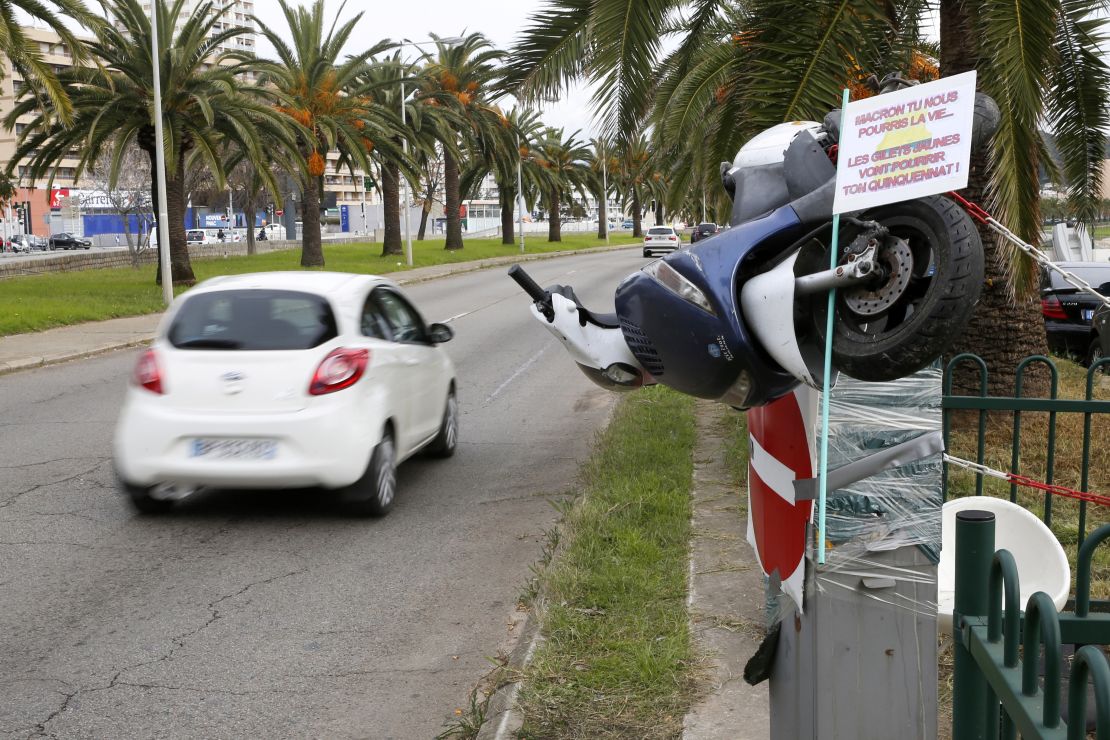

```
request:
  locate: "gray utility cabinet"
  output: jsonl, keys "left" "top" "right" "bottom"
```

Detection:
{"left": 770, "top": 546, "right": 938, "bottom": 739}
{"left": 768, "top": 365, "right": 942, "bottom": 739}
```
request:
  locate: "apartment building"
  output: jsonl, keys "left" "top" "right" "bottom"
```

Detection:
{"left": 138, "top": 0, "right": 257, "bottom": 56}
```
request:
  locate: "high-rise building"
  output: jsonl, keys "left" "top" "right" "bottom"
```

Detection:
{"left": 137, "top": 0, "right": 257, "bottom": 56}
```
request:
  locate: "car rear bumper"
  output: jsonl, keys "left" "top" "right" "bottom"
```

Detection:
{"left": 643, "top": 242, "right": 679, "bottom": 253}
{"left": 113, "top": 394, "right": 379, "bottom": 490}
{"left": 1044, "top": 323, "right": 1093, "bottom": 355}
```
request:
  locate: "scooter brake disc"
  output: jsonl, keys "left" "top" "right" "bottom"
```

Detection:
{"left": 842, "top": 237, "right": 914, "bottom": 317}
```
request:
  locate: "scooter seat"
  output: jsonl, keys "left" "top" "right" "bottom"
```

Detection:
{"left": 547, "top": 285, "right": 621, "bottom": 329}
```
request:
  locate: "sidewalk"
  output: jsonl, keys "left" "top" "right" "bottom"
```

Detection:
{"left": 0, "top": 243, "right": 636, "bottom": 376}
{"left": 683, "top": 401, "right": 770, "bottom": 740}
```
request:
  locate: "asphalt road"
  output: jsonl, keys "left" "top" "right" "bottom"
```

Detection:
{"left": 0, "top": 247, "right": 643, "bottom": 739}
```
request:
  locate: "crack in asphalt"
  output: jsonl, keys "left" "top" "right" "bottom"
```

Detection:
{"left": 0, "top": 460, "right": 112, "bottom": 511}
{"left": 0, "top": 457, "right": 107, "bottom": 471}
{"left": 20, "top": 567, "right": 310, "bottom": 737}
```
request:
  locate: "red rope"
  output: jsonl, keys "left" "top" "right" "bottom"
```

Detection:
{"left": 946, "top": 191, "right": 992, "bottom": 225}
{"left": 1006, "top": 473, "right": 1110, "bottom": 508}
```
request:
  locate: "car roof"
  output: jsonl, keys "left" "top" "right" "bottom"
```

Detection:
{"left": 187, "top": 271, "right": 392, "bottom": 302}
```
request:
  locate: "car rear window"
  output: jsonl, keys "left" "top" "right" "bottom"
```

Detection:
{"left": 648, "top": 227, "right": 673, "bottom": 235}
{"left": 168, "top": 289, "right": 338, "bottom": 350}
{"left": 1043, "top": 265, "right": 1110, "bottom": 294}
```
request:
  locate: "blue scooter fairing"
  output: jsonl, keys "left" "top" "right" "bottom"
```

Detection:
{"left": 615, "top": 205, "right": 814, "bottom": 408}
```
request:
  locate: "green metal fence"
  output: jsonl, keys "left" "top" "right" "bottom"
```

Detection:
{"left": 943, "top": 353, "right": 1110, "bottom": 552}
{"left": 952, "top": 513, "right": 1110, "bottom": 739}
{"left": 946, "top": 355, "right": 1110, "bottom": 738}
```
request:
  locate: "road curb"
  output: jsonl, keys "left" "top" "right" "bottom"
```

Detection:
{"left": 0, "top": 244, "right": 637, "bottom": 378}
{"left": 474, "top": 601, "right": 544, "bottom": 740}
{"left": 0, "top": 337, "right": 155, "bottom": 377}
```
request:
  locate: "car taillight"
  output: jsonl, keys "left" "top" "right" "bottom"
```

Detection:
{"left": 669, "top": 235, "right": 677, "bottom": 241}
{"left": 309, "top": 348, "right": 370, "bottom": 396}
{"left": 1041, "top": 296, "right": 1068, "bottom": 320}
{"left": 132, "top": 349, "right": 164, "bottom": 394}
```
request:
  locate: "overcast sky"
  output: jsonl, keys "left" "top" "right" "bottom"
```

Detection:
{"left": 252, "top": 0, "right": 600, "bottom": 137}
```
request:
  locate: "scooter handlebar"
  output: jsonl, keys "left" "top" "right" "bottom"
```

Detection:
{"left": 508, "top": 264, "right": 548, "bottom": 303}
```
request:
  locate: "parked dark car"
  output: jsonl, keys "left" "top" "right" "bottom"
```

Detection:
{"left": 1092, "top": 303, "right": 1109, "bottom": 370}
{"left": 1040, "top": 262, "right": 1110, "bottom": 364}
{"left": 50, "top": 232, "right": 91, "bottom": 250}
{"left": 690, "top": 222, "right": 720, "bottom": 243}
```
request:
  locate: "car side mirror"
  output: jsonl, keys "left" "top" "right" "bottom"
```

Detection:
{"left": 428, "top": 322, "right": 454, "bottom": 344}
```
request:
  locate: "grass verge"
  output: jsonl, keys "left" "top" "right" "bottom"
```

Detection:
{"left": 0, "top": 233, "right": 638, "bottom": 337}
{"left": 513, "top": 386, "right": 699, "bottom": 739}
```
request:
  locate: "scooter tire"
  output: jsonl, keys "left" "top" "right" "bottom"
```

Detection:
{"left": 814, "top": 195, "right": 983, "bottom": 382}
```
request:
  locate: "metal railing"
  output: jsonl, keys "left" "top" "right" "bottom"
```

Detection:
{"left": 943, "top": 353, "right": 1110, "bottom": 553}
{"left": 952, "top": 513, "right": 1110, "bottom": 739}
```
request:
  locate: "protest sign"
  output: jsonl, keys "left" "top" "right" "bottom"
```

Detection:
{"left": 832, "top": 71, "right": 976, "bottom": 214}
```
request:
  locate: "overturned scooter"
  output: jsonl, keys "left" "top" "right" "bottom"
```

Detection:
{"left": 509, "top": 85, "right": 999, "bottom": 409}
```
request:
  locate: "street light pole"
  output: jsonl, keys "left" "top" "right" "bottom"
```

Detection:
{"left": 602, "top": 153, "right": 610, "bottom": 245}
{"left": 151, "top": 3, "right": 173, "bottom": 305}
{"left": 516, "top": 146, "right": 524, "bottom": 254}
{"left": 399, "top": 80, "right": 413, "bottom": 267}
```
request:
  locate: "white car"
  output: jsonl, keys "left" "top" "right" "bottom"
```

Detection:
{"left": 113, "top": 272, "right": 458, "bottom": 517}
{"left": 643, "top": 226, "right": 681, "bottom": 257}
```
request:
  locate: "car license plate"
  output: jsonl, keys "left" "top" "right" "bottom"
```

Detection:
{"left": 1082, "top": 309, "right": 1095, "bottom": 321}
{"left": 190, "top": 438, "right": 277, "bottom": 460}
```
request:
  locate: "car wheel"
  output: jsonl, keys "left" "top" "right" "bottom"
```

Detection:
{"left": 426, "top": 388, "right": 458, "bottom": 458}
{"left": 643, "top": 250, "right": 651, "bottom": 258}
{"left": 121, "top": 481, "right": 177, "bottom": 514}
{"left": 1088, "top": 338, "right": 1109, "bottom": 372}
{"left": 344, "top": 429, "right": 396, "bottom": 517}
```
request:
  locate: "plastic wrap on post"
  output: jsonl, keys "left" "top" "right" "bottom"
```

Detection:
{"left": 765, "top": 365, "right": 941, "bottom": 740}
{"left": 758, "top": 364, "right": 942, "bottom": 627}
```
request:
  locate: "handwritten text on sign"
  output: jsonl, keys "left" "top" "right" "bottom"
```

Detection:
{"left": 832, "top": 71, "right": 976, "bottom": 214}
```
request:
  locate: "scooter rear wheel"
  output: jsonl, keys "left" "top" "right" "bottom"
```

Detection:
{"left": 812, "top": 195, "right": 983, "bottom": 382}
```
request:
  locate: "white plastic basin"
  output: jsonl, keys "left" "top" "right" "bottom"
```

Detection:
{"left": 938, "top": 497, "right": 1071, "bottom": 633}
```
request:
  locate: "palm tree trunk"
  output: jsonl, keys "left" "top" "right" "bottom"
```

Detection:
{"left": 444, "top": 147, "right": 463, "bottom": 250}
{"left": 547, "top": 190, "right": 561, "bottom": 242}
{"left": 654, "top": 200, "right": 664, "bottom": 226}
{"left": 940, "top": 0, "right": 1049, "bottom": 397}
{"left": 501, "top": 187, "right": 515, "bottom": 245}
{"left": 164, "top": 157, "right": 195, "bottom": 286}
{"left": 632, "top": 189, "right": 643, "bottom": 238}
{"left": 597, "top": 190, "right": 607, "bottom": 240}
{"left": 300, "top": 176, "right": 324, "bottom": 267}
{"left": 245, "top": 191, "right": 257, "bottom": 256}
{"left": 417, "top": 185, "right": 432, "bottom": 240}
{"left": 381, "top": 160, "right": 402, "bottom": 256}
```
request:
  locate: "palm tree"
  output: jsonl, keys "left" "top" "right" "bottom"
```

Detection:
{"left": 358, "top": 55, "right": 449, "bottom": 256}
{"left": 254, "top": 0, "right": 403, "bottom": 267}
{"left": 8, "top": 0, "right": 296, "bottom": 286}
{"left": 588, "top": 137, "right": 618, "bottom": 240}
{"left": 0, "top": 0, "right": 100, "bottom": 125}
{"left": 512, "top": 0, "right": 1110, "bottom": 387}
{"left": 417, "top": 33, "right": 506, "bottom": 250}
{"left": 614, "top": 134, "right": 660, "bottom": 239}
{"left": 533, "top": 127, "right": 592, "bottom": 242}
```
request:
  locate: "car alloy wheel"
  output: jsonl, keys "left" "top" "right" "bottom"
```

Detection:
{"left": 426, "top": 389, "right": 458, "bottom": 458}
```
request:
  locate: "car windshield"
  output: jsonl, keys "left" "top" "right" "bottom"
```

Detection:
{"left": 1043, "top": 265, "right": 1110, "bottom": 295}
{"left": 168, "top": 289, "right": 338, "bottom": 351}
{"left": 648, "top": 227, "right": 673, "bottom": 235}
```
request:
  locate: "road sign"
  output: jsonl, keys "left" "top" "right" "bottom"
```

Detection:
{"left": 276, "top": 209, "right": 284, "bottom": 217}
{"left": 746, "top": 387, "right": 816, "bottom": 611}
{"left": 833, "top": 71, "right": 977, "bottom": 214}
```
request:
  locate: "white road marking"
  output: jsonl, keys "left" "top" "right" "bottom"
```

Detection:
{"left": 486, "top": 340, "right": 552, "bottom": 404}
